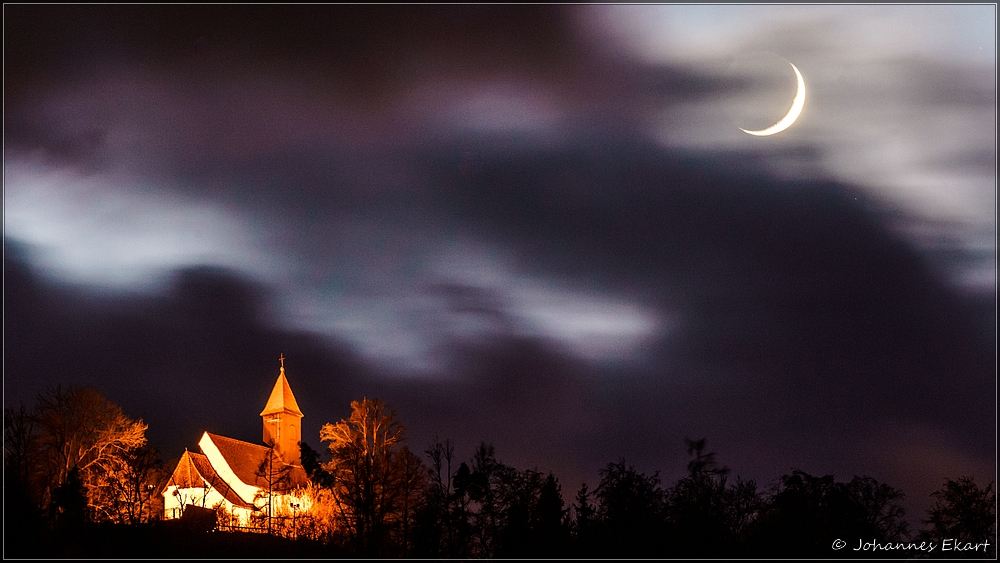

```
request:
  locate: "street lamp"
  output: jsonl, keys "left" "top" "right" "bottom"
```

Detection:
{"left": 146, "top": 484, "right": 155, "bottom": 522}
{"left": 172, "top": 489, "right": 183, "bottom": 519}
{"left": 290, "top": 502, "right": 300, "bottom": 540}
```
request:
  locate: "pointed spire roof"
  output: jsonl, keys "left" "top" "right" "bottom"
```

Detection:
{"left": 260, "top": 355, "right": 303, "bottom": 417}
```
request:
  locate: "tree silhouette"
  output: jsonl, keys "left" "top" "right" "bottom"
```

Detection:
{"left": 4, "top": 404, "right": 40, "bottom": 504}
{"left": 666, "top": 438, "right": 738, "bottom": 556}
{"left": 725, "top": 476, "right": 765, "bottom": 548}
{"left": 572, "top": 482, "right": 595, "bottom": 556}
{"left": 842, "top": 475, "right": 908, "bottom": 542}
{"left": 528, "top": 473, "right": 571, "bottom": 557}
{"left": 746, "top": 470, "right": 830, "bottom": 557}
{"left": 50, "top": 466, "right": 89, "bottom": 531}
{"left": 593, "top": 459, "right": 668, "bottom": 557}
{"left": 299, "top": 441, "right": 334, "bottom": 488}
{"left": 920, "top": 476, "right": 997, "bottom": 558}
{"left": 466, "top": 442, "right": 506, "bottom": 557}
{"left": 748, "top": 470, "right": 907, "bottom": 558}
{"left": 4, "top": 403, "right": 47, "bottom": 554}
{"left": 413, "top": 437, "right": 470, "bottom": 558}
{"left": 492, "top": 467, "right": 538, "bottom": 558}
{"left": 396, "top": 446, "right": 429, "bottom": 557}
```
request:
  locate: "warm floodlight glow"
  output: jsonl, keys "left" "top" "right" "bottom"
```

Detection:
{"left": 740, "top": 63, "right": 806, "bottom": 136}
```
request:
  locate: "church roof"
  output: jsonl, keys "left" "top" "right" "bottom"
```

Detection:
{"left": 259, "top": 367, "right": 303, "bottom": 418}
{"left": 205, "top": 432, "right": 308, "bottom": 491}
{"left": 165, "top": 450, "right": 256, "bottom": 509}
{"left": 165, "top": 450, "right": 203, "bottom": 490}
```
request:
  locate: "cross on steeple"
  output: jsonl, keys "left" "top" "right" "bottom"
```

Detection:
{"left": 279, "top": 353, "right": 285, "bottom": 370}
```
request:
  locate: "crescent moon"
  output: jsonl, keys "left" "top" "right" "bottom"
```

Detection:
{"left": 740, "top": 62, "right": 805, "bottom": 136}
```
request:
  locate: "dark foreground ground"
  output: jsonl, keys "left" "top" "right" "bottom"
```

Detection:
{"left": 4, "top": 520, "right": 344, "bottom": 559}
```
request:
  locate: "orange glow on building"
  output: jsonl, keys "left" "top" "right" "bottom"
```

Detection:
{"left": 161, "top": 357, "right": 311, "bottom": 532}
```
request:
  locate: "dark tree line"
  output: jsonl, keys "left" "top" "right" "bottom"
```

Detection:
{"left": 303, "top": 420, "right": 995, "bottom": 559}
{"left": 7, "top": 391, "right": 996, "bottom": 559}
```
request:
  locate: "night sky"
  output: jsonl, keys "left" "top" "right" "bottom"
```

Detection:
{"left": 4, "top": 5, "right": 995, "bottom": 523}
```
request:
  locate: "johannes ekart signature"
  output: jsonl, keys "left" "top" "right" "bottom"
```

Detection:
{"left": 831, "top": 537, "right": 993, "bottom": 553}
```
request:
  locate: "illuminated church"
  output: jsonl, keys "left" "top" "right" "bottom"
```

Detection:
{"left": 162, "top": 356, "right": 311, "bottom": 526}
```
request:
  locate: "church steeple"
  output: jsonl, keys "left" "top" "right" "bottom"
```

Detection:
{"left": 260, "top": 354, "right": 303, "bottom": 465}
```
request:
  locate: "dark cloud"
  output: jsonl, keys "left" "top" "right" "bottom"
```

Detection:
{"left": 4, "top": 4, "right": 748, "bottom": 176}
{"left": 4, "top": 5, "right": 583, "bottom": 107}
{"left": 417, "top": 135, "right": 993, "bottom": 420}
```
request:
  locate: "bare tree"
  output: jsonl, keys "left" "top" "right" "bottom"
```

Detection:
{"left": 32, "top": 386, "right": 148, "bottom": 523}
{"left": 99, "top": 445, "right": 165, "bottom": 525}
{"left": 4, "top": 404, "right": 40, "bottom": 504}
{"left": 397, "top": 446, "right": 429, "bottom": 556}
{"left": 254, "top": 448, "right": 293, "bottom": 534}
{"left": 5, "top": 403, "right": 47, "bottom": 543}
{"left": 921, "top": 476, "right": 996, "bottom": 557}
{"left": 320, "top": 397, "right": 408, "bottom": 556}
{"left": 842, "top": 475, "right": 908, "bottom": 542}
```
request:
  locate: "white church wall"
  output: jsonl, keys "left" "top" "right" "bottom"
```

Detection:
{"left": 163, "top": 482, "right": 261, "bottom": 527}
{"left": 198, "top": 432, "right": 261, "bottom": 505}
